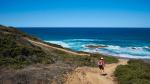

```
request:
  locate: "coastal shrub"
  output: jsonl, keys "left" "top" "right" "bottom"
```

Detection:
{"left": 0, "top": 30, "right": 54, "bottom": 69}
{"left": 57, "top": 53, "right": 118, "bottom": 67}
{"left": 115, "top": 60, "right": 150, "bottom": 84}
{"left": 90, "top": 54, "right": 119, "bottom": 64}
{"left": 61, "top": 54, "right": 94, "bottom": 66}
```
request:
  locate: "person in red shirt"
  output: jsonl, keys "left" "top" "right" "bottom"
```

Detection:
{"left": 98, "top": 57, "right": 105, "bottom": 74}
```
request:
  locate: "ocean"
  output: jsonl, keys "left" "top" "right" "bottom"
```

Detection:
{"left": 19, "top": 28, "right": 150, "bottom": 59}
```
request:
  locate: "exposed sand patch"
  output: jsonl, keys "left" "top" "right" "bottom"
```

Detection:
{"left": 65, "top": 59, "right": 128, "bottom": 84}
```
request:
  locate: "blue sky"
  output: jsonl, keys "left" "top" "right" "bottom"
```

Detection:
{"left": 0, "top": 0, "right": 150, "bottom": 27}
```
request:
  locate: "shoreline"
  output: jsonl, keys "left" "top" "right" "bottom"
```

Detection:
{"left": 45, "top": 40, "right": 150, "bottom": 59}
{"left": 66, "top": 48, "right": 150, "bottom": 60}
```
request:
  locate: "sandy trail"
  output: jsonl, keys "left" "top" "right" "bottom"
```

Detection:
{"left": 26, "top": 39, "right": 89, "bottom": 56}
{"left": 65, "top": 59, "right": 128, "bottom": 84}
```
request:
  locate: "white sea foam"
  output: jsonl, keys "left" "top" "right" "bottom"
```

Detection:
{"left": 83, "top": 44, "right": 106, "bottom": 48}
{"left": 106, "top": 45, "right": 121, "bottom": 50}
{"left": 144, "top": 46, "right": 150, "bottom": 49}
{"left": 83, "top": 45, "right": 150, "bottom": 59}
{"left": 45, "top": 39, "right": 150, "bottom": 59}
{"left": 99, "top": 45, "right": 150, "bottom": 59}
{"left": 45, "top": 40, "right": 70, "bottom": 48}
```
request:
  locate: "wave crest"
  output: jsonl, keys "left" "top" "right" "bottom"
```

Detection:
{"left": 45, "top": 39, "right": 150, "bottom": 59}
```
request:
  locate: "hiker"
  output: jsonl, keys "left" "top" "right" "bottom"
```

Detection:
{"left": 98, "top": 57, "right": 105, "bottom": 74}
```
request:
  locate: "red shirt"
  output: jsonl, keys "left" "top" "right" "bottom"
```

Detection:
{"left": 98, "top": 60, "right": 105, "bottom": 66}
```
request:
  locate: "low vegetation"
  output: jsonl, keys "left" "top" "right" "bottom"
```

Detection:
{"left": 39, "top": 46, "right": 119, "bottom": 67}
{"left": 90, "top": 54, "right": 119, "bottom": 64}
{"left": 0, "top": 31, "right": 54, "bottom": 69}
{"left": 115, "top": 60, "right": 150, "bottom": 84}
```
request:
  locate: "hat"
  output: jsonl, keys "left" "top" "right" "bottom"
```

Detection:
{"left": 100, "top": 57, "right": 104, "bottom": 60}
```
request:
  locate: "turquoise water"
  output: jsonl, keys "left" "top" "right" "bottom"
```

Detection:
{"left": 19, "top": 28, "right": 150, "bottom": 59}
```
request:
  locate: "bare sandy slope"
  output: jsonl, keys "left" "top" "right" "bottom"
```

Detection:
{"left": 64, "top": 59, "right": 128, "bottom": 84}
{"left": 27, "top": 38, "right": 89, "bottom": 56}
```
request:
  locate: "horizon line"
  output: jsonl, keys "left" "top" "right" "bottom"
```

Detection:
{"left": 17, "top": 27, "right": 150, "bottom": 28}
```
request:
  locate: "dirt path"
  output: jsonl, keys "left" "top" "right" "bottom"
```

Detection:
{"left": 64, "top": 59, "right": 128, "bottom": 84}
{"left": 27, "top": 39, "right": 89, "bottom": 56}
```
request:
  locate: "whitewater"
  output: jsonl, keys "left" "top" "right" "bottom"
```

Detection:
{"left": 46, "top": 39, "right": 150, "bottom": 59}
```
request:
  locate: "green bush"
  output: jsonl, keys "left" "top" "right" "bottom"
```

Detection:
{"left": 115, "top": 60, "right": 150, "bottom": 84}
{"left": 0, "top": 30, "right": 54, "bottom": 69}
{"left": 90, "top": 54, "right": 119, "bottom": 64}
{"left": 56, "top": 53, "right": 118, "bottom": 67}
{"left": 61, "top": 54, "right": 94, "bottom": 66}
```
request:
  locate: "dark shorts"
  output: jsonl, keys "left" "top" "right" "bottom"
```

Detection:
{"left": 99, "top": 65, "right": 104, "bottom": 70}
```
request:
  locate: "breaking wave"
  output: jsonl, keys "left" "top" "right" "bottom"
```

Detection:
{"left": 45, "top": 39, "right": 150, "bottom": 59}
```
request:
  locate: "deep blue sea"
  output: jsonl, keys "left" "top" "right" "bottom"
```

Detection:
{"left": 19, "top": 28, "right": 150, "bottom": 59}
